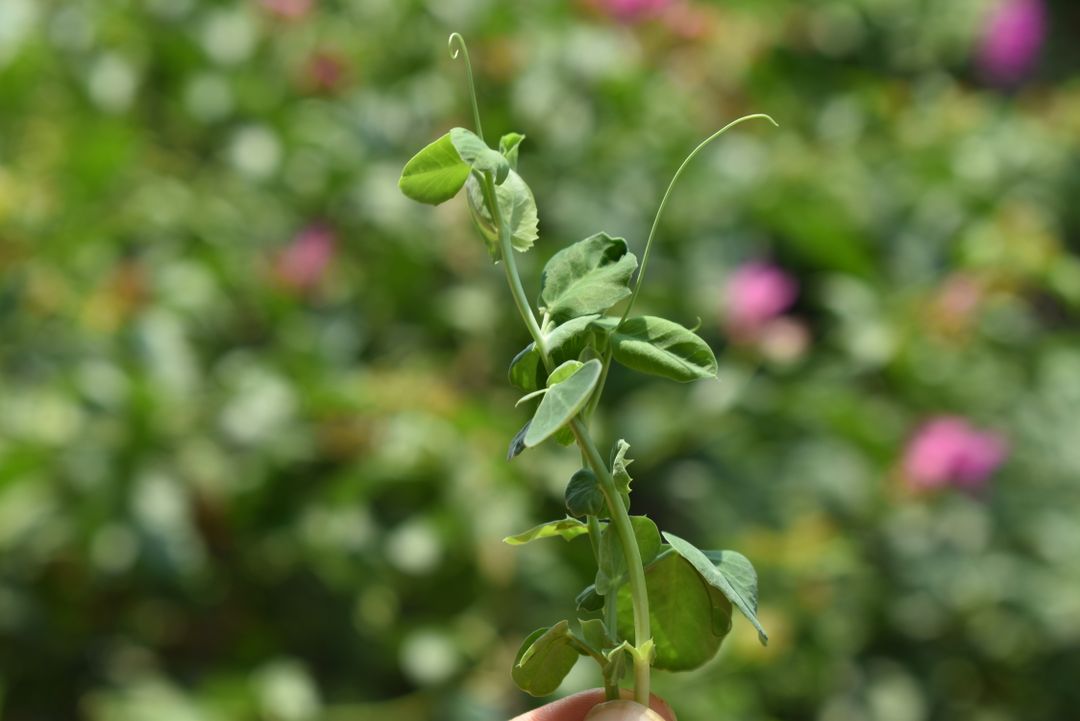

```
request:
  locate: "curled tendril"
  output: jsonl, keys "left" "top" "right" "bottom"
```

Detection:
{"left": 447, "top": 32, "right": 484, "bottom": 141}
{"left": 619, "top": 113, "right": 780, "bottom": 325}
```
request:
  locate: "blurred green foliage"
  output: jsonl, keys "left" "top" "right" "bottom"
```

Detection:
{"left": 1, "top": 0, "right": 1079, "bottom": 720}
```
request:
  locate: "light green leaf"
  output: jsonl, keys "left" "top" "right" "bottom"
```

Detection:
{"left": 512, "top": 621, "right": 579, "bottom": 696}
{"left": 509, "top": 314, "right": 600, "bottom": 393}
{"left": 616, "top": 550, "right": 733, "bottom": 671}
{"left": 610, "top": 439, "right": 633, "bottom": 502}
{"left": 523, "top": 359, "right": 601, "bottom": 447}
{"left": 449, "top": 127, "right": 509, "bottom": 184}
{"left": 503, "top": 517, "right": 589, "bottom": 545}
{"left": 466, "top": 169, "right": 539, "bottom": 259}
{"left": 500, "top": 132, "right": 525, "bottom": 168}
{"left": 398, "top": 133, "right": 471, "bottom": 205}
{"left": 565, "top": 468, "right": 605, "bottom": 517}
{"left": 547, "top": 360, "right": 583, "bottom": 386}
{"left": 663, "top": 533, "right": 768, "bottom": 645}
{"left": 578, "top": 618, "right": 611, "bottom": 653}
{"left": 594, "top": 316, "right": 717, "bottom": 382}
{"left": 538, "top": 233, "right": 638, "bottom": 323}
{"left": 595, "top": 516, "right": 661, "bottom": 595}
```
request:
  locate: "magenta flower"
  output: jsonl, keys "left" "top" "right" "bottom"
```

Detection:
{"left": 275, "top": 224, "right": 335, "bottom": 291}
{"left": 903, "top": 417, "right": 1008, "bottom": 492}
{"left": 724, "top": 262, "right": 798, "bottom": 336}
{"left": 977, "top": 0, "right": 1046, "bottom": 85}
{"left": 261, "top": 0, "right": 314, "bottom": 20}
{"left": 599, "top": 0, "right": 676, "bottom": 23}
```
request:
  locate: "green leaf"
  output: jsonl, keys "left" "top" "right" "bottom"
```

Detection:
{"left": 500, "top": 132, "right": 525, "bottom": 169}
{"left": 575, "top": 584, "right": 604, "bottom": 613}
{"left": 466, "top": 169, "right": 539, "bottom": 259}
{"left": 507, "top": 420, "right": 530, "bottom": 461}
{"left": 565, "top": 469, "right": 605, "bottom": 517}
{"left": 503, "top": 517, "right": 589, "bottom": 545}
{"left": 512, "top": 621, "right": 579, "bottom": 696}
{"left": 616, "top": 550, "right": 733, "bottom": 671}
{"left": 538, "top": 233, "right": 638, "bottom": 323}
{"left": 523, "top": 359, "right": 601, "bottom": 448}
{"left": 398, "top": 133, "right": 471, "bottom": 205}
{"left": 449, "top": 127, "right": 510, "bottom": 184}
{"left": 547, "top": 359, "right": 583, "bottom": 385}
{"left": 594, "top": 316, "right": 717, "bottom": 382}
{"left": 596, "top": 516, "right": 662, "bottom": 595}
{"left": 663, "top": 533, "right": 768, "bottom": 645}
{"left": 509, "top": 314, "right": 600, "bottom": 393}
{"left": 578, "top": 618, "right": 611, "bottom": 653}
{"left": 610, "top": 439, "right": 633, "bottom": 503}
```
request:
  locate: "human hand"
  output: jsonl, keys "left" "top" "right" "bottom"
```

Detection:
{"left": 510, "top": 689, "right": 676, "bottom": 721}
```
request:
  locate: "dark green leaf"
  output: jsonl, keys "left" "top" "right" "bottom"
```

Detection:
{"left": 449, "top": 127, "right": 509, "bottom": 184}
{"left": 538, "top": 233, "right": 638, "bottom": 323}
{"left": 616, "top": 550, "right": 733, "bottom": 671}
{"left": 507, "top": 420, "right": 530, "bottom": 461}
{"left": 565, "top": 469, "right": 605, "bottom": 517}
{"left": 575, "top": 584, "right": 604, "bottom": 613}
{"left": 595, "top": 316, "right": 717, "bottom": 382}
{"left": 512, "top": 621, "right": 579, "bottom": 696}
{"left": 508, "top": 314, "right": 600, "bottom": 393}
{"left": 524, "top": 359, "right": 601, "bottom": 448}
{"left": 398, "top": 133, "right": 471, "bottom": 205}
{"left": 663, "top": 533, "right": 768, "bottom": 645}
{"left": 466, "top": 169, "right": 539, "bottom": 258}
{"left": 503, "top": 517, "right": 589, "bottom": 545}
{"left": 596, "top": 516, "right": 662, "bottom": 595}
{"left": 500, "top": 132, "right": 525, "bottom": 168}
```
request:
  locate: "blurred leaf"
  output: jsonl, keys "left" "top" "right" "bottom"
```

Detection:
{"left": 539, "top": 233, "right": 637, "bottom": 323}
{"left": 664, "top": 533, "right": 768, "bottom": 645}
{"left": 565, "top": 468, "right": 605, "bottom": 517}
{"left": 507, "top": 420, "right": 530, "bottom": 461}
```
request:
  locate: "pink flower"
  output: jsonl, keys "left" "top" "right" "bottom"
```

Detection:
{"left": 724, "top": 262, "right": 798, "bottom": 336}
{"left": 261, "top": 0, "right": 314, "bottom": 20}
{"left": 275, "top": 224, "right": 335, "bottom": 291}
{"left": 304, "top": 51, "right": 347, "bottom": 93}
{"left": 977, "top": 0, "right": 1046, "bottom": 85}
{"left": 903, "top": 417, "right": 1008, "bottom": 492}
{"left": 598, "top": 0, "right": 676, "bottom": 23}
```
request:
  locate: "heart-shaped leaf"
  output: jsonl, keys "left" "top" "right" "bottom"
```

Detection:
{"left": 595, "top": 316, "right": 717, "bottom": 382}
{"left": 596, "top": 516, "right": 662, "bottom": 595}
{"left": 523, "top": 359, "right": 601, "bottom": 448}
{"left": 616, "top": 550, "right": 733, "bottom": 671}
{"left": 663, "top": 532, "right": 768, "bottom": 645}
{"left": 509, "top": 314, "right": 600, "bottom": 393}
{"left": 539, "top": 233, "right": 638, "bottom": 323}
{"left": 503, "top": 517, "right": 589, "bottom": 545}
{"left": 398, "top": 133, "right": 471, "bottom": 205}
{"left": 512, "top": 621, "right": 580, "bottom": 696}
{"left": 466, "top": 169, "right": 539, "bottom": 258}
{"left": 449, "top": 127, "right": 510, "bottom": 184}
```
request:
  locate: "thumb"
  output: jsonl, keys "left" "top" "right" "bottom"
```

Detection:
{"left": 585, "top": 700, "right": 670, "bottom": 721}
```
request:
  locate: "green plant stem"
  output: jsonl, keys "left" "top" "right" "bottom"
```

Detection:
{"left": 482, "top": 168, "right": 651, "bottom": 705}
{"left": 570, "top": 417, "right": 651, "bottom": 706}
{"left": 448, "top": 33, "right": 484, "bottom": 141}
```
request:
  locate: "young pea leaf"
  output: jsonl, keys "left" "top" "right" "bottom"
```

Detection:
{"left": 523, "top": 359, "right": 601, "bottom": 448}
{"left": 512, "top": 621, "right": 579, "bottom": 696}
{"left": 663, "top": 532, "right": 768, "bottom": 645}
{"left": 575, "top": 583, "right": 604, "bottom": 613}
{"left": 616, "top": 550, "right": 733, "bottom": 670}
{"left": 578, "top": 618, "right": 611, "bottom": 653}
{"left": 398, "top": 133, "right": 472, "bottom": 205}
{"left": 500, "top": 132, "right": 525, "bottom": 169}
{"left": 449, "top": 127, "right": 510, "bottom": 184}
{"left": 594, "top": 316, "right": 717, "bottom": 382}
{"left": 538, "top": 233, "right": 638, "bottom": 323}
{"left": 547, "top": 359, "right": 583, "bottom": 385}
{"left": 565, "top": 468, "right": 605, "bottom": 517}
{"left": 610, "top": 439, "right": 633, "bottom": 502}
{"left": 507, "top": 420, "right": 530, "bottom": 461}
{"left": 466, "top": 169, "right": 539, "bottom": 259}
{"left": 595, "top": 516, "right": 662, "bottom": 595}
{"left": 508, "top": 314, "right": 600, "bottom": 393}
{"left": 503, "top": 517, "right": 589, "bottom": 545}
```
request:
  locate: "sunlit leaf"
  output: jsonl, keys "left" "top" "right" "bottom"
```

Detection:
{"left": 398, "top": 133, "right": 471, "bottom": 205}
{"left": 539, "top": 233, "right": 637, "bottom": 323}
{"left": 503, "top": 517, "right": 589, "bottom": 545}
{"left": 523, "top": 359, "right": 601, "bottom": 447}
{"left": 500, "top": 132, "right": 525, "bottom": 169}
{"left": 449, "top": 127, "right": 509, "bottom": 184}
{"left": 509, "top": 314, "right": 599, "bottom": 393}
{"left": 466, "top": 169, "right": 539, "bottom": 258}
{"left": 594, "top": 316, "right": 717, "bottom": 382}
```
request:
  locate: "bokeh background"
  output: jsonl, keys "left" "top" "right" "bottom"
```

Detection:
{"left": 2, "top": 0, "right": 1079, "bottom": 719}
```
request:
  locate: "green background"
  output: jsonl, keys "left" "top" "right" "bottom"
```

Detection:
{"left": 1, "top": 0, "right": 1079, "bottom": 719}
